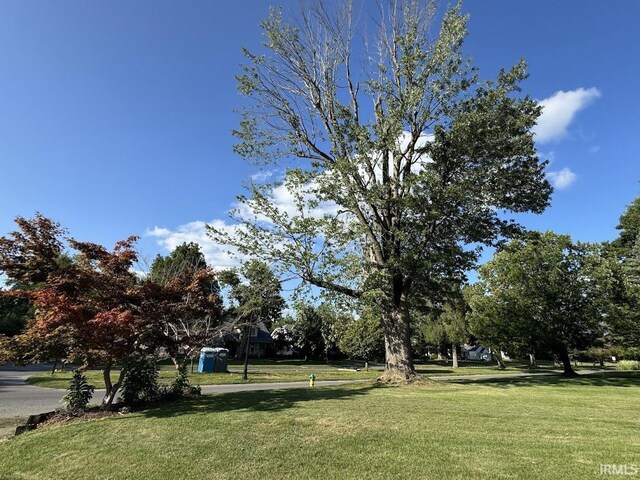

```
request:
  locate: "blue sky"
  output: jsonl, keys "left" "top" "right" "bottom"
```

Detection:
{"left": 1, "top": 0, "right": 639, "bottom": 273}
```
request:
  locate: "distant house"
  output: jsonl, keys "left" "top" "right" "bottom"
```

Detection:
{"left": 215, "top": 321, "right": 274, "bottom": 358}
{"left": 460, "top": 344, "right": 493, "bottom": 361}
{"left": 246, "top": 323, "right": 274, "bottom": 358}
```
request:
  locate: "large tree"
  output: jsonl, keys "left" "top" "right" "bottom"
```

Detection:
{"left": 219, "top": 260, "right": 285, "bottom": 379}
{"left": 468, "top": 232, "right": 617, "bottom": 376}
{"left": 148, "top": 243, "right": 223, "bottom": 369}
{"left": 285, "top": 302, "right": 340, "bottom": 361}
{"left": 610, "top": 197, "right": 640, "bottom": 261}
{"left": 422, "top": 288, "right": 470, "bottom": 368}
{"left": 336, "top": 307, "right": 385, "bottom": 365}
{"left": 210, "top": 1, "right": 551, "bottom": 381}
{"left": 605, "top": 197, "right": 640, "bottom": 349}
{"left": 0, "top": 215, "right": 167, "bottom": 408}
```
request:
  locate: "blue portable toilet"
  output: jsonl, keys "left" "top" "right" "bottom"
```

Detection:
{"left": 211, "top": 348, "right": 229, "bottom": 372}
{"left": 198, "top": 347, "right": 216, "bottom": 373}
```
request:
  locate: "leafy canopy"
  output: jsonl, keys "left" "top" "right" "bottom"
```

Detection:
{"left": 468, "top": 232, "right": 618, "bottom": 357}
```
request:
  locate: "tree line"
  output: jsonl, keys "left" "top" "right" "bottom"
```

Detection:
{"left": 0, "top": 215, "right": 285, "bottom": 408}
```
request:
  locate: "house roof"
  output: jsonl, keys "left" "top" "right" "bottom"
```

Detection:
{"left": 251, "top": 323, "right": 274, "bottom": 344}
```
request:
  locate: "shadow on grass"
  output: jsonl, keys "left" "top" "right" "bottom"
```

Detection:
{"left": 141, "top": 384, "right": 379, "bottom": 419}
{"left": 414, "top": 367, "right": 555, "bottom": 376}
{"left": 445, "top": 371, "right": 640, "bottom": 388}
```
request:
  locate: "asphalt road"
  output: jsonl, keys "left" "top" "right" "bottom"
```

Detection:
{"left": 0, "top": 365, "right": 67, "bottom": 419}
{"left": 0, "top": 366, "right": 363, "bottom": 419}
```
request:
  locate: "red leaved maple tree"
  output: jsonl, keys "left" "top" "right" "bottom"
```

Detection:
{"left": 1, "top": 215, "right": 224, "bottom": 408}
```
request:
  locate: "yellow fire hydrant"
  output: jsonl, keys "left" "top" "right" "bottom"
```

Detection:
{"left": 309, "top": 374, "right": 316, "bottom": 387}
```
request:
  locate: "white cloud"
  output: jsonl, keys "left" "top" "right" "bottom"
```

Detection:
{"left": 533, "top": 87, "right": 601, "bottom": 144}
{"left": 147, "top": 174, "right": 344, "bottom": 271}
{"left": 547, "top": 168, "right": 576, "bottom": 190}
{"left": 250, "top": 170, "right": 277, "bottom": 182}
{"left": 146, "top": 220, "right": 246, "bottom": 271}
{"left": 235, "top": 178, "right": 341, "bottom": 226}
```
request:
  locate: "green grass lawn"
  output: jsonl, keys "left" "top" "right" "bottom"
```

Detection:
{"left": 4, "top": 372, "right": 639, "bottom": 479}
{"left": 26, "top": 361, "right": 564, "bottom": 390}
{"left": 26, "top": 368, "right": 380, "bottom": 389}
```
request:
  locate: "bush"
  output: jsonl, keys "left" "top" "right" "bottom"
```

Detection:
{"left": 61, "top": 370, "right": 95, "bottom": 411}
{"left": 159, "top": 362, "right": 201, "bottom": 400}
{"left": 121, "top": 355, "right": 159, "bottom": 405}
{"left": 616, "top": 360, "right": 640, "bottom": 371}
{"left": 620, "top": 347, "right": 640, "bottom": 361}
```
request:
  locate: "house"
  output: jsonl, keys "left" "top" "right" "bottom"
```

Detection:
{"left": 246, "top": 323, "right": 274, "bottom": 358}
{"left": 215, "top": 321, "right": 274, "bottom": 358}
{"left": 460, "top": 344, "right": 493, "bottom": 361}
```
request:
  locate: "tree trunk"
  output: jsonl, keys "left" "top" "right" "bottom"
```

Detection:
{"left": 379, "top": 302, "right": 416, "bottom": 383}
{"left": 559, "top": 348, "right": 578, "bottom": 376}
{"left": 50, "top": 358, "right": 58, "bottom": 375}
{"left": 493, "top": 350, "right": 505, "bottom": 369}
{"left": 436, "top": 340, "right": 445, "bottom": 360}
{"left": 101, "top": 366, "right": 126, "bottom": 410}
{"left": 243, "top": 327, "right": 250, "bottom": 381}
{"left": 528, "top": 353, "right": 536, "bottom": 367}
{"left": 452, "top": 343, "right": 459, "bottom": 369}
{"left": 170, "top": 356, "right": 180, "bottom": 370}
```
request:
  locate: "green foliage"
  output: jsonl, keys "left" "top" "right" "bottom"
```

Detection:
{"left": 610, "top": 197, "right": 640, "bottom": 260}
{"left": 602, "top": 197, "right": 640, "bottom": 349}
{"left": 0, "top": 295, "right": 32, "bottom": 336}
{"left": 121, "top": 355, "right": 160, "bottom": 406}
{"left": 584, "top": 347, "right": 618, "bottom": 365}
{"left": 285, "top": 303, "right": 338, "bottom": 359}
{"left": 61, "top": 370, "right": 95, "bottom": 411}
{"left": 221, "top": 260, "right": 285, "bottom": 330}
{"left": 617, "top": 360, "right": 640, "bottom": 371}
{"left": 149, "top": 242, "right": 209, "bottom": 286}
{"left": 167, "top": 362, "right": 201, "bottom": 397}
{"left": 423, "top": 289, "right": 470, "bottom": 345}
{"left": 211, "top": 0, "right": 552, "bottom": 378}
{"left": 620, "top": 347, "right": 640, "bottom": 361}
{"left": 336, "top": 309, "right": 384, "bottom": 361}
{"left": 148, "top": 242, "right": 223, "bottom": 365}
{"left": 421, "top": 318, "right": 447, "bottom": 348}
{"left": 469, "top": 232, "right": 617, "bottom": 359}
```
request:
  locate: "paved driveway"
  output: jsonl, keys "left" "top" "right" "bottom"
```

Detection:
{"left": 0, "top": 365, "right": 67, "bottom": 419}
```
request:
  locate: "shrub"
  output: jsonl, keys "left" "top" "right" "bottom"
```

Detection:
{"left": 621, "top": 348, "right": 640, "bottom": 361}
{"left": 62, "top": 370, "right": 95, "bottom": 411}
{"left": 121, "top": 355, "right": 159, "bottom": 405}
{"left": 616, "top": 360, "right": 640, "bottom": 371}
{"left": 160, "top": 362, "right": 201, "bottom": 400}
